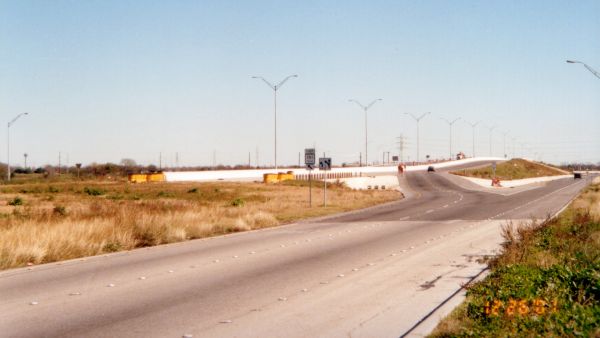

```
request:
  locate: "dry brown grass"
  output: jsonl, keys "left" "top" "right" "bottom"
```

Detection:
{"left": 0, "top": 179, "right": 400, "bottom": 270}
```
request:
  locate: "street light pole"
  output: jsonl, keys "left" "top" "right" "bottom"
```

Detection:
{"left": 7, "top": 112, "right": 29, "bottom": 181}
{"left": 439, "top": 116, "right": 461, "bottom": 159}
{"left": 252, "top": 74, "right": 298, "bottom": 170}
{"left": 566, "top": 60, "right": 600, "bottom": 79}
{"left": 501, "top": 130, "right": 509, "bottom": 158}
{"left": 349, "top": 99, "right": 382, "bottom": 166}
{"left": 511, "top": 137, "right": 516, "bottom": 159}
{"left": 404, "top": 112, "right": 430, "bottom": 163}
{"left": 485, "top": 125, "right": 497, "bottom": 157}
{"left": 463, "top": 120, "right": 481, "bottom": 158}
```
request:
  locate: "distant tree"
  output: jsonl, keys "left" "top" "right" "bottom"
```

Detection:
{"left": 120, "top": 158, "right": 137, "bottom": 167}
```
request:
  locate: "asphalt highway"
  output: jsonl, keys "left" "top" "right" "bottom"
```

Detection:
{"left": 0, "top": 164, "right": 592, "bottom": 338}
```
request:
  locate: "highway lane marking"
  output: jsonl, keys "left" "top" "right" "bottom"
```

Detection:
{"left": 426, "top": 209, "right": 434, "bottom": 214}
{"left": 76, "top": 178, "right": 586, "bottom": 310}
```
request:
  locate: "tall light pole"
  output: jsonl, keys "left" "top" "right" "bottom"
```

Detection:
{"left": 404, "top": 112, "right": 430, "bottom": 163}
{"left": 520, "top": 142, "right": 527, "bottom": 158}
{"left": 501, "top": 130, "right": 509, "bottom": 158}
{"left": 485, "top": 125, "right": 497, "bottom": 157}
{"left": 349, "top": 99, "right": 382, "bottom": 166}
{"left": 464, "top": 120, "right": 481, "bottom": 158}
{"left": 511, "top": 137, "right": 516, "bottom": 159}
{"left": 566, "top": 60, "right": 600, "bottom": 79}
{"left": 252, "top": 74, "right": 298, "bottom": 170}
{"left": 7, "top": 112, "right": 29, "bottom": 181}
{"left": 439, "top": 116, "right": 461, "bottom": 159}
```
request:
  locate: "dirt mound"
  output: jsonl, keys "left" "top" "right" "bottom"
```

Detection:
{"left": 451, "top": 159, "right": 567, "bottom": 180}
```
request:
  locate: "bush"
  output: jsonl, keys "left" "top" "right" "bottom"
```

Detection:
{"left": 103, "top": 242, "right": 122, "bottom": 252}
{"left": 157, "top": 191, "right": 175, "bottom": 198}
{"left": 53, "top": 205, "right": 67, "bottom": 216}
{"left": 47, "top": 186, "right": 60, "bottom": 193}
{"left": 187, "top": 188, "right": 199, "bottom": 193}
{"left": 8, "top": 197, "right": 23, "bottom": 206}
{"left": 83, "top": 187, "right": 104, "bottom": 196}
{"left": 231, "top": 198, "right": 245, "bottom": 207}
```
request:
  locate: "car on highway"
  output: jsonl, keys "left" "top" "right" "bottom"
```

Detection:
{"left": 427, "top": 166, "right": 435, "bottom": 172}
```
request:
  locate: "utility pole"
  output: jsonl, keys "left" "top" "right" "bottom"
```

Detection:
{"left": 7, "top": 112, "right": 29, "bottom": 181}
{"left": 359, "top": 152, "right": 362, "bottom": 167}
{"left": 249, "top": 152, "right": 251, "bottom": 167}
{"left": 213, "top": 150, "right": 216, "bottom": 168}
{"left": 396, "top": 135, "right": 405, "bottom": 162}
{"left": 298, "top": 152, "right": 301, "bottom": 167}
{"left": 256, "top": 147, "right": 259, "bottom": 168}
{"left": 58, "top": 152, "right": 61, "bottom": 176}
{"left": 159, "top": 152, "right": 162, "bottom": 170}
{"left": 175, "top": 152, "right": 179, "bottom": 169}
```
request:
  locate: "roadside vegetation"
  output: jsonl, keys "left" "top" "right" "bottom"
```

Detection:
{"left": 0, "top": 179, "right": 400, "bottom": 270}
{"left": 450, "top": 158, "right": 568, "bottom": 181}
{"left": 430, "top": 177, "right": 600, "bottom": 337}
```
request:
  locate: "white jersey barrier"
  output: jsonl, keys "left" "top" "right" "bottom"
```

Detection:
{"left": 163, "top": 157, "right": 505, "bottom": 183}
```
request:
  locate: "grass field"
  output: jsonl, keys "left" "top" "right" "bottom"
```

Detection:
{"left": 0, "top": 178, "right": 400, "bottom": 270}
{"left": 430, "top": 177, "right": 600, "bottom": 337}
{"left": 451, "top": 158, "right": 568, "bottom": 180}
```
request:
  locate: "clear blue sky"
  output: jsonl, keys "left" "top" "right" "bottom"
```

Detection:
{"left": 1, "top": 0, "right": 598, "bottom": 167}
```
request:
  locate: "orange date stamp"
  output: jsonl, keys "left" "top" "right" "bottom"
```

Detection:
{"left": 484, "top": 298, "right": 558, "bottom": 317}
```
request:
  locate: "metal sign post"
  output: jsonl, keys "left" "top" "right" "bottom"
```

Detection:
{"left": 492, "top": 162, "right": 497, "bottom": 178}
{"left": 319, "top": 157, "right": 331, "bottom": 207}
{"left": 305, "top": 149, "right": 316, "bottom": 207}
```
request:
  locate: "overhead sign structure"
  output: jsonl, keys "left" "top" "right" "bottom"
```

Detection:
{"left": 305, "top": 148, "right": 316, "bottom": 169}
{"left": 319, "top": 157, "right": 331, "bottom": 171}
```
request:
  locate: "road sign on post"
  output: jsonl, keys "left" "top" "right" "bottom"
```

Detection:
{"left": 305, "top": 149, "right": 316, "bottom": 207}
{"left": 319, "top": 157, "right": 332, "bottom": 206}
{"left": 319, "top": 157, "right": 331, "bottom": 171}
{"left": 305, "top": 148, "right": 315, "bottom": 168}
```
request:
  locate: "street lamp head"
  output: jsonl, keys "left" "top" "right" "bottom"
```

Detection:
{"left": 566, "top": 60, "right": 578, "bottom": 64}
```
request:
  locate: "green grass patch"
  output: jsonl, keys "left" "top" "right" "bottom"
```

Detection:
{"left": 430, "top": 183, "right": 600, "bottom": 337}
{"left": 451, "top": 158, "right": 567, "bottom": 180}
